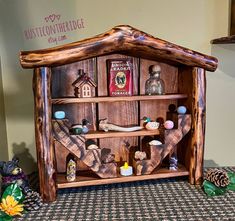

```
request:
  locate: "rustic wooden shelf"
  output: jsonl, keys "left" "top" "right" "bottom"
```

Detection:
{"left": 52, "top": 94, "right": 188, "bottom": 104}
{"left": 74, "top": 129, "right": 160, "bottom": 139}
{"left": 211, "top": 35, "right": 235, "bottom": 44}
{"left": 56, "top": 164, "right": 189, "bottom": 189}
{"left": 19, "top": 25, "right": 217, "bottom": 202}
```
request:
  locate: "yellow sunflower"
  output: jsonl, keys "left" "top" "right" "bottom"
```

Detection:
{"left": 0, "top": 195, "right": 24, "bottom": 216}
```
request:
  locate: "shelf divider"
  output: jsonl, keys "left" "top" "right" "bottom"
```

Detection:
{"left": 56, "top": 164, "right": 189, "bottom": 189}
{"left": 74, "top": 129, "right": 160, "bottom": 139}
{"left": 52, "top": 94, "right": 188, "bottom": 104}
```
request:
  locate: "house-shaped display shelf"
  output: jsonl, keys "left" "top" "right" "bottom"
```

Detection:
{"left": 20, "top": 25, "right": 218, "bottom": 202}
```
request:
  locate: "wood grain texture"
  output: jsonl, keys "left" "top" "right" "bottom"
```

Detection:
{"left": 189, "top": 68, "right": 206, "bottom": 185}
{"left": 33, "top": 67, "right": 56, "bottom": 202}
{"left": 139, "top": 59, "right": 178, "bottom": 124}
{"left": 52, "top": 120, "right": 117, "bottom": 178}
{"left": 134, "top": 115, "right": 191, "bottom": 175}
{"left": 20, "top": 25, "right": 217, "bottom": 71}
{"left": 51, "top": 94, "right": 188, "bottom": 104}
{"left": 178, "top": 67, "right": 193, "bottom": 172}
{"left": 56, "top": 164, "right": 189, "bottom": 188}
{"left": 83, "top": 129, "right": 159, "bottom": 139}
{"left": 51, "top": 58, "right": 97, "bottom": 128}
{"left": 97, "top": 54, "right": 139, "bottom": 162}
{"left": 54, "top": 140, "right": 89, "bottom": 173}
{"left": 211, "top": 35, "right": 235, "bottom": 44}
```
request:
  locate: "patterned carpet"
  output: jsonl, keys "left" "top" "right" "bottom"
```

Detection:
{"left": 15, "top": 167, "right": 235, "bottom": 221}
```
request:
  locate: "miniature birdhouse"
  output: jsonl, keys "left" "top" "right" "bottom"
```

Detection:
{"left": 72, "top": 70, "right": 97, "bottom": 97}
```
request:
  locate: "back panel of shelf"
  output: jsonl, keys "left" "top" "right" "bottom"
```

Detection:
{"left": 51, "top": 54, "right": 192, "bottom": 174}
{"left": 97, "top": 54, "right": 139, "bottom": 163}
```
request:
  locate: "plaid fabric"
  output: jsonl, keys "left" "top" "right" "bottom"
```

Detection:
{"left": 15, "top": 167, "right": 235, "bottom": 221}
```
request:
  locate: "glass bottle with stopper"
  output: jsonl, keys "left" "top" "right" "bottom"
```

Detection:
{"left": 145, "top": 65, "right": 165, "bottom": 95}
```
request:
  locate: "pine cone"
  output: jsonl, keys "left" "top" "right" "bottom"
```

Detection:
{"left": 206, "top": 169, "right": 230, "bottom": 187}
{"left": 23, "top": 190, "right": 43, "bottom": 211}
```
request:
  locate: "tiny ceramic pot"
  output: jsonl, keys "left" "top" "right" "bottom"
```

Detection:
{"left": 164, "top": 120, "right": 174, "bottom": 129}
{"left": 54, "top": 111, "right": 65, "bottom": 119}
{"left": 177, "top": 106, "right": 187, "bottom": 114}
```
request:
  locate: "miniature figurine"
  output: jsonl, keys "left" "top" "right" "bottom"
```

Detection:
{"left": 134, "top": 151, "right": 147, "bottom": 161}
{"left": 99, "top": 118, "right": 143, "bottom": 132}
{"left": 101, "top": 148, "right": 115, "bottom": 164}
{"left": 145, "top": 65, "right": 165, "bottom": 95}
{"left": 143, "top": 117, "right": 159, "bottom": 130}
{"left": 120, "top": 162, "right": 133, "bottom": 176}
{"left": 81, "top": 119, "right": 90, "bottom": 133}
{"left": 66, "top": 155, "right": 76, "bottom": 182}
{"left": 0, "top": 157, "right": 43, "bottom": 211}
{"left": 70, "top": 119, "right": 90, "bottom": 135}
{"left": 72, "top": 69, "right": 97, "bottom": 98}
{"left": 169, "top": 155, "right": 178, "bottom": 171}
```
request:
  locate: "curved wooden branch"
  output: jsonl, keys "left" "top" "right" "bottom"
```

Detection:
{"left": 20, "top": 25, "right": 217, "bottom": 71}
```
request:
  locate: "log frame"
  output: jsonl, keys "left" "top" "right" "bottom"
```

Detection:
{"left": 33, "top": 67, "right": 56, "bottom": 202}
{"left": 20, "top": 25, "right": 217, "bottom": 71}
{"left": 189, "top": 67, "right": 206, "bottom": 185}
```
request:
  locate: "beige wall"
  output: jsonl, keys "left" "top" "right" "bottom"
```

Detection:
{"left": 0, "top": 0, "right": 232, "bottom": 172}
{"left": 0, "top": 57, "right": 8, "bottom": 161}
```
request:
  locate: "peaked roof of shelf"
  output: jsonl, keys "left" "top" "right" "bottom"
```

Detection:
{"left": 20, "top": 25, "right": 218, "bottom": 71}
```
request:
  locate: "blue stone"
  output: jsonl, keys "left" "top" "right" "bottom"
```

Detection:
{"left": 177, "top": 106, "right": 187, "bottom": 114}
{"left": 54, "top": 111, "right": 65, "bottom": 119}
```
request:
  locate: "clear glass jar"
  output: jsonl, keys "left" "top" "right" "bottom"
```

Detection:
{"left": 145, "top": 65, "right": 165, "bottom": 95}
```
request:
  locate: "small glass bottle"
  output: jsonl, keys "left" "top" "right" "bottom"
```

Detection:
{"left": 145, "top": 65, "right": 165, "bottom": 95}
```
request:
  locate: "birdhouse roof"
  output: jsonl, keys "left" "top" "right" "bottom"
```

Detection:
{"left": 72, "top": 74, "right": 97, "bottom": 88}
{"left": 20, "top": 25, "right": 218, "bottom": 72}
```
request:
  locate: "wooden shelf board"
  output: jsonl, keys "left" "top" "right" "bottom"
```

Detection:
{"left": 72, "top": 129, "right": 160, "bottom": 139}
{"left": 57, "top": 165, "right": 189, "bottom": 189}
{"left": 52, "top": 94, "right": 188, "bottom": 104}
{"left": 211, "top": 35, "right": 235, "bottom": 44}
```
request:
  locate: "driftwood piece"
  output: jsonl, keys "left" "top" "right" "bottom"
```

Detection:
{"left": 20, "top": 25, "right": 217, "bottom": 71}
{"left": 52, "top": 120, "right": 117, "bottom": 178}
{"left": 134, "top": 114, "right": 191, "bottom": 175}
{"left": 33, "top": 67, "right": 56, "bottom": 202}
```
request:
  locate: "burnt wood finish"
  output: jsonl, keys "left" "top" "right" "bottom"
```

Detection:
{"left": 177, "top": 66, "right": 193, "bottom": 171}
{"left": 54, "top": 140, "right": 89, "bottom": 173}
{"left": 134, "top": 114, "right": 191, "bottom": 175}
{"left": 189, "top": 68, "right": 206, "bottom": 185}
{"left": 20, "top": 25, "right": 217, "bottom": 71}
{"left": 51, "top": 94, "right": 188, "bottom": 104}
{"left": 211, "top": 35, "right": 235, "bottom": 44}
{"left": 97, "top": 54, "right": 139, "bottom": 162}
{"left": 56, "top": 164, "right": 189, "bottom": 188}
{"left": 33, "top": 67, "right": 56, "bottom": 202}
{"left": 52, "top": 120, "right": 117, "bottom": 178}
{"left": 19, "top": 25, "right": 218, "bottom": 202}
